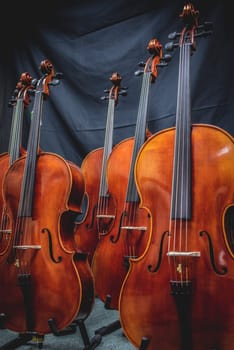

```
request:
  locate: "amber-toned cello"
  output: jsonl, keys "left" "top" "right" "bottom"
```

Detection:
{"left": 119, "top": 4, "right": 234, "bottom": 350}
{"left": 0, "top": 72, "right": 33, "bottom": 258}
{"left": 0, "top": 59, "right": 94, "bottom": 334}
{"left": 91, "top": 39, "right": 170, "bottom": 309}
{"left": 74, "top": 72, "right": 126, "bottom": 265}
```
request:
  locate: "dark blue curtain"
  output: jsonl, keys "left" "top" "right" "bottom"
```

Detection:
{"left": 0, "top": 0, "right": 233, "bottom": 165}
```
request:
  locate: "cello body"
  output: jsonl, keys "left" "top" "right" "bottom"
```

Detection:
{"left": 119, "top": 125, "right": 234, "bottom": 349}
{"left": 0, "top": 151, "right": 94, "bottom": 333}
{"left": 0, "top": 153, "right": 10, "bottom": 256}
{"left": 74, "top": 147, "right": 103, "bottom": 265}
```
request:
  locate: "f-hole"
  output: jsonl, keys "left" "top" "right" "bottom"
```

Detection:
{"left": 224, "top": 205, "right": 234, "bottom": 256}
{"left": 42, "top": 228, "right": 62, "bottom": 263}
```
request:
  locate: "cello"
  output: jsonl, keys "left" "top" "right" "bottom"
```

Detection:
{"left": 91, "top": 38, "right": 170, "bottom": 309}
{"left": 74, "top": 72, "right": 126, "bottom": 265}
{"left": 0, "top": 72, "right": 33, "bottom": 258}
{"left": 119, "top": 3, "right": 234, "bottom": 350}
{"left": 0, "top": 59, "right": 94, "bottom": 334}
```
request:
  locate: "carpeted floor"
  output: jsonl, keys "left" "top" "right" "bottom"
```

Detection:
{"left": 0, "top": 297, "right": 136, "bottom": 350}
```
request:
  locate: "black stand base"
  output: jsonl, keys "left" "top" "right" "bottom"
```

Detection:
{"left": 95, "top": 319, "right": 121, "bottom": 337}
{"left": 139, "top": 337, "right": 150, "bottom": 350}
{"left": 76, "top": 319, "right": 102, "bottom": 350}
{"left": 0, "top": 317, "right": 102, "bottom": 350}
{"left": 0, "top": 333, "right": 38, "bottom": 350}
{"left": 94, "top": 295, "right": 121, "bottom": 337}
{"left": 48, "top": 318, "right": 77, "bottom": 336}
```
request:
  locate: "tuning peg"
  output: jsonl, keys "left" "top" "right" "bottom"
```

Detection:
{"left": 8, "top": 95, "right": 16, "bottom": 108}
{"left": 157, "top": 53, "right": 172, "bottom": 68}
{"left": 55, "top": 72, "right": 63, "bottom": 79}
{"left": 168, "top": 31, "right": 181, "bottom": 40}
{"left": 204, "top": 21, "right": 213, "bottom": 31}
{"left": 100, "top": 95, "right": 108, "bottom": 101}
{"left": 31, "top": 78, "right": 38, "bottom": 87}
{"left": 161, "top": 54, "right": 172, "bottom": 63}
{"left": 49, "top": 79, "right": 60, "bottom": 86}
{"left": 198, "top": 21, "right": 213, "bottom": 32}
{"left": 134, "top": 61, "right": 146, "bottom": 76}
{"left": 27, "top": 88, "right": 36, "bottom": 97}
{"left": 119, "top": 89, "right": 127, "bottom": 96}
{"left": 13, "top": 88, "right": 19, "bottom": 97}
{"left": 138, "top": 61, "right": 146, "bottom": 67}
{"left": 48, "top": 72, "right": 63, "bottom": 86}
{"left": 196, "top": 21, "right": 213, "bottom": 38}
{"left": 134, "top": 70, "right": 144, "bottom": 76}
{"left": 103, "top": 88, "right": 110, "bottom": 93}
{"left": 26, "top": 79, "right": 37, "bottom": 96}
{"left": 165, "top": 41, "right": 179, "bottom": 52}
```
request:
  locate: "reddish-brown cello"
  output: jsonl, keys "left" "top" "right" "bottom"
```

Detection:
{"left": 74, "top": 72, "right": 126, "bottom": 265}
{"left": 0, "top": 60, "right": 94, "bottom": 334}
{"left": 91, "top": 39, "right": 170, "bottom": 309}
{"left": 0, "top": 73, "right": 33, "bottom": 258}
{"left": 119, "top": 4, "right": 234, "bottom": 350}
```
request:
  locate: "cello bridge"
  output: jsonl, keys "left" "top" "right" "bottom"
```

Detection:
{"left": 13, "top": 245, "right": 41, "bottom": 250}
{"left": 0, "top": 229, "right": 11, "bottom": 234}
{"left": 167, "top": 251, "right": 200, "bottom": 257}
{"left": 121, "top": 226, "right": 147, "bottom": 231}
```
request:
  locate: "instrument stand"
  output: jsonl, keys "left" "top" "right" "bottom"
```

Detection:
{"left": 94, "top": 295, "right": 121, "bottom": 337}
{"left": 138, "top": 337, "right": 150, "bottom": 350}
{"left": 75, "top": 319, "right": 102, "bottom": 350}
{"left": 49, "top": 317, "right": 102, "bottom": 349}
{"left": 0, "top": 316, "right": 80, "bottom": 350}
{"left": 95, "top": 319, "right": 121, "bottom": 337}
{"left": 0, "top": 333, "right": 43, "bottom": 350}
{"left": 48, "top": 318, "right": 77, "bottom": 336}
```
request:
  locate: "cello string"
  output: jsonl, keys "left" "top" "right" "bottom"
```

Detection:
{"left": 180, "top": 42, "right": 186, "bottom": 283}
{"left": 184, "top": 42, "right": 190, "bottom": 284}
{"left": 124, "top": 72, "right": 150, "bottom": 258}
{"left": 169, "top": 36, "right": 185, "bottom": 281}
{"left": 180, "top": 43, "right": 187, "bottom": 253}
{"left": 0, "top": 97, "right": 23, "bottom": 247}
{"left": 18, "top": 90, "right": 44, "bottom": 275}
{"left": 97, "top": 97, "right": 114, "bottom": 218}
{"left": 104, "top": 98, "right": 115, "bottom": 217}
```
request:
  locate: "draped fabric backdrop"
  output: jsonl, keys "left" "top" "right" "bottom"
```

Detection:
{"left": 0, "top": 0, "right": 233, "bottom": 166}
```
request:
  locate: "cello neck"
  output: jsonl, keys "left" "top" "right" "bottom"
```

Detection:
{"left": 99, "top": 72, "right": 125, "bottom": 197}
{"left": 8, "top": 73, "right": 33, "bottom": 165}
{"left": 125, "top": 38, "right": 168, "bottom": 203}
{"left": 17, "top": 61, "right": 58, "bottom": 218}
{"left": 125, "top": 71, "right": 151, "bottom": 203}
{"left": 99, "top": 98, "right": 115, "bottom": 197}
{"left": 169, "top": 3, "right": 212, "bottom": 220}
{"left": 171, "top": 41, "right": 192, "bottom": 220}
